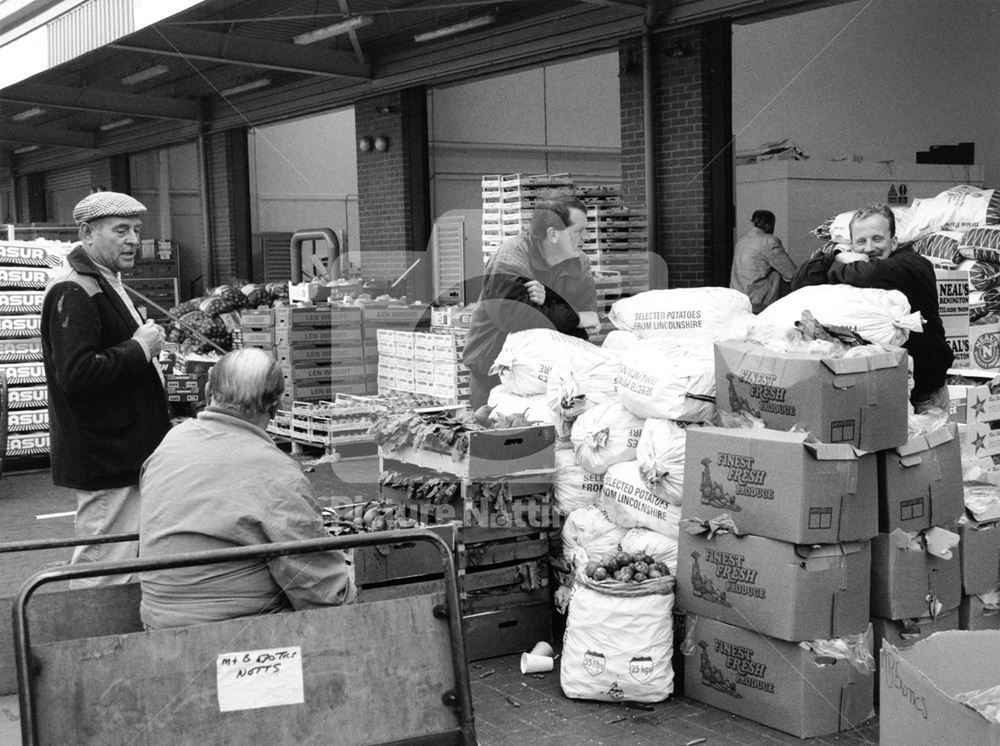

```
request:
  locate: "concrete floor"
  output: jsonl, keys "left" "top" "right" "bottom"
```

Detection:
{"left": 0, "top": 451, "right": 881, "bottom": 745}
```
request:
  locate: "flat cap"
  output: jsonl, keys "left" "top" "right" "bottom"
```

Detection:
{"left": 72, "top": 191, "right": 147, "bottom": 225}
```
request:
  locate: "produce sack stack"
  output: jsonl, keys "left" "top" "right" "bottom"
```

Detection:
{"left": 677, "top": 308, "right": 892, "bottom": 738}
{"left": 1, "top": 240, "right": 72, "bottom": 465}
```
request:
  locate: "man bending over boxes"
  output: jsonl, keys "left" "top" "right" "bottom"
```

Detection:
{"left": 792, "top": 203, "right": 953, "bottom": 413}
{"left": 138, "top": 347, "right": 355, "bottom": 629}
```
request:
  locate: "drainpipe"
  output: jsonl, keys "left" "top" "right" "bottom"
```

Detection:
{"left": 642, "top": 3, "right": 659, "bottom": 287}
{"left": 197, "top": 106, "right": 215, "bottom": 292}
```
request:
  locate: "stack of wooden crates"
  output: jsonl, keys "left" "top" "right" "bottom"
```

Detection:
{"left": 357, "top": 424, "right": 560, "bottom": 661}
{"left": 239, "top": 305, "right": 368, "bottom": 406}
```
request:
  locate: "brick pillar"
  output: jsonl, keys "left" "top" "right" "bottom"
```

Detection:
{"left": 204, "top": 129, "right": 252, "bottom": 285}
{"left": 620, "top": 22, "right": 733, "bottom": 288}
{"left": 355, "top": 87, "right": 431, "bottom": 300}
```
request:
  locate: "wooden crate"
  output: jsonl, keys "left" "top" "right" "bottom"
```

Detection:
{"left": 353, "top": 524, "right": 550, "bottom": 589}
{"left": 463, "top": 601, "right": 553, "bottom": 661}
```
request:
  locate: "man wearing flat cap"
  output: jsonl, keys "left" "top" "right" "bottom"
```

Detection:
{"left": 41, "top": 191, "right": 171, "bottom": 586}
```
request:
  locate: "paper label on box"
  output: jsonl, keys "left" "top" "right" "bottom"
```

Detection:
{"left": 935, "top": 270, "right": 969, "bottom": 319}
{"left": 969, "top": 323, "right": 1000, "bottom": 369}
{"left": 216, "top": 647, "right": 303, "bottom": 712}
{"left": 947, "top": 335, "right": 971, "bottom": 367}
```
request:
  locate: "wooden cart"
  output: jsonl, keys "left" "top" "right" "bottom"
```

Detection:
{"left": 13, "top": 530, "right": 476, "bottom": 745}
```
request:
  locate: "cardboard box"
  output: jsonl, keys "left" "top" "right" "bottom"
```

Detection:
{"left": 682, "top": 614, "right": 874, "bottom": 739}
{"left": 682, "top": 426, "right": 877, "bottom": 544}
{"left": 959, "top": 592, "right": 1000, "bottom": 630}
{"left": 876, "top": 423, "right": 964, "bottom": 533}
{"left": 948, "top": 367, "right": 1000, "bottom": 425}
{"left": 870, "top": 609, "right": 961, "bottom": 671}
{"left": 959, "top": 422, "right": 1000, "bottom": 458}
{"left": 969, "top": 321, "right": 1000, "bottom": 370}
{"left": 937, "top": 269, "right": 971, "bottom": 366}
{"left": 714, "top": 339, "right": 908, "bottom": 451}
{"left": 870, "top": 531, "right": 961, "bottom": 620}
{"left": 274, "top": 305, "right": 362, "bottom": 329}
{"left": 879, "top": 631, "right": 1000, "bottom": 746}
{"left": 959, "top": 518, "right": 1000, "bottom": 595}
{"left": 380, "top": 425, "right": 556, "bottom": 480}
{"left": 675, "top": 530, "right": 871, "bottom": 641}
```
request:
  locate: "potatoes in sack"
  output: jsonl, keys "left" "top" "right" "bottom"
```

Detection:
{"left": 487, "top": 385, "right": 560, "bottom": 428}
{"left": 554, "top": 447, "right": 605, "bottom": 515}
{"left": 621, "top": 527, "right": 678, "bottom": 575}
{"left": 599, "top": 459, "right": 682, "bottom": 537}
{"left": 545, "top": 361, "right": 619, "bottom": 437}
{"left": 607, "top": 287, "right": 753, "bottom": 342}
{"left": 489, "top": 328, "right": 618, "bottom": 396}
{"left": 561, "top": 505, "right": 629, "bottom": 568}
{"left": 570, "top": 398, "right": 645, "bottom": 475}
{"left": 636, "top": 418, "right": 703, "bottom": 507}
{"left": 754, "top": 284, "right": 921, "bottom": 347}
{"left": 561, "top": 572, "right": 674, "bottom": 702}
{"left": 602, "top": 329, "right": 641, "bottom": 351}
{"left": 616, "top": 338, "right": 716, "bottom": 422}
{"left": 911, "top": 185, "right": 1000, "bottom": 233}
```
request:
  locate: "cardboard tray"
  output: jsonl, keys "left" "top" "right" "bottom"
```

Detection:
{"left": 380, "top": 425, "right": 556, "bottom": 479}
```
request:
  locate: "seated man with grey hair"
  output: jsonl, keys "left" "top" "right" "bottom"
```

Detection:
{"left": 139, "top": 347, "right": 355, "bottom": 630}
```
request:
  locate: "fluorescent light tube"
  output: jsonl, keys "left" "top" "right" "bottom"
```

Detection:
{"left": 99, "top": 118, "right": 135, "bottom": 131}
{"left": 121, "top": 65, "right": 170, "bottom": 85}
{"left": 220, "top": 78, "right": 271, "bottom": 96}
{"left": 11, "top": 107, "right": 44, "bottom": 121}
{"left": 414, "top": 14, "right": 495, "bottom": 43}
{"left": 14, "top": 145, "right": 40, "bottom": 154}
{"left": 293, "top": 15, "right": 373, "bottom": 45}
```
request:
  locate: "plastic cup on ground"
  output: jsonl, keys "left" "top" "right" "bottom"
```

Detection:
{"left": 520, "top": 653, "right": 554, "bottom": 674}
{"left": 530, "top": 641, "right": 554, "bottom": 658}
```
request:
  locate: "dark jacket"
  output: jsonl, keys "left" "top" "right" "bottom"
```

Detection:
{"left": 791, "top": 244, "right": 953, "bottom": 398}
{"left": 463, "top": 233, "right": 596, "bottom": 376}
{"left": 41, "top": 246, "right": 171, "bottom": 489}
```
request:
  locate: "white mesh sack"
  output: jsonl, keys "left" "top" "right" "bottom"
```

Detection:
{"left": 561, "top": 505, "right": 629, "bottom": 568}
{"left": 490, "top": 328, "right": 618, "bottom": 396}
{"left": 599, "top": 459, "right": 683, "bottom": 537}
{"left": 570, "top": 398, "right": 645, "bottom": 475}
{"left": 602, "top": 329, "right": 641, "bottom": 351}
{"left": 545, "top": 362, "right": 620, "bottom": 438}
{"left": 755, "top": 284, "right": 921, "bottom": 347}
{"left": 486, "top": 385, "right": 560, "bottom": 428}
{"left": 553, "top": 447, "right": 605, "bottom": 515}
{"left": 636, "top": 418, "right": 701, "bottom": 507}
{"left": 608, "top": 287, "right": 753, "bottom": 342}
{"left": 616, "top": 338, "right": 716, "bottom": 422}
{"left": 561, "top": 573, "right": 674, "bottom": 703}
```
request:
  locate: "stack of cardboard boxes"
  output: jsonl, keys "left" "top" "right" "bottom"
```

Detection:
{"left": 1, "top": 241, "right": 73, "bottom": 464}
{"left": 948, "top": 369, "right": 1000, "bottom": 631}
{"left": 238, "top": 305, "right": 368, "bottom": 406}
{"left": 376, "top": 328, "right": 469, "bottom": 404}
{"left": 869, "top": 423, "right": 964, "bottom": 653}
{"left": 675, "top": 338, "right": 914, "bottom": 738}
